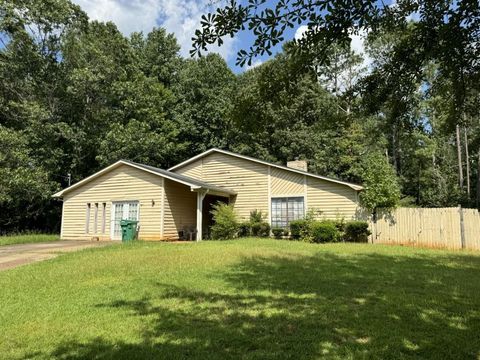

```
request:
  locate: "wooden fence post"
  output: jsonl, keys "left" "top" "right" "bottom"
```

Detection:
{"left": 459, "top": 205, "right": 466, "bottom": 249}
{"left": 371, "top": 210, "right": 378, "bottom": 244}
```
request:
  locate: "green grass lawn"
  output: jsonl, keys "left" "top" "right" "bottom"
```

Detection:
{"left": 1, "top": 238, "right": 479, "bottom": 359}
{"left": 0, "top": 233, "right": 59, "bottom": 246}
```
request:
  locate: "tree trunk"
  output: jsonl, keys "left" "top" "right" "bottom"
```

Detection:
{"left": 464, "top": 127, "right": 470, "bottom": 199}
{"left": 392, "top": 123, "right": 399, "bottom": 174}
{"left": 456, "top": 124, "right": 464, "bottom": 189}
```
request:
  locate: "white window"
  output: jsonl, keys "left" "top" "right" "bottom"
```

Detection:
{"left": 111, "top": 201, "right": 139, "bottom": 240}
{"left": 101, "top": 203, "right": 106, "bottom": 234}
{"left": 85, "top": 203, "right": 91, "bottom": 233}
{"left": 271, "top": 197, "right": 304, "bottom": 228}
{"left": 94, "top": 203, "right": 98, "bottom": 233}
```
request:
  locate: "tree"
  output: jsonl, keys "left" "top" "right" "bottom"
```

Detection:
{"left": 96, "top": 76, "right": 183, "bottom": 168}
{"left": 173, "top": 53, "right": 237, "bottom": 155}
{"left": 229, "top": 47, "right": 374, "bottom": 183}
{"left": 192, "top": 1, "right": 479, "bottom": 80}
{"left": 359, "top": 152, "right": 401, "bottom": 211}
{"left": 130, "top": 28, "right": 182, "bottom": 86}
{"left": 0, "top": 126, "right": 58, "bottom": 231}
{"left": 192, "top": 1, "right": 480, "bottom": 145}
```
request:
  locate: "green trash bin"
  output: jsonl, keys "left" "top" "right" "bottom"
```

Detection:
{"left": 120, "top": 220, "right": 138, "bottom": 242}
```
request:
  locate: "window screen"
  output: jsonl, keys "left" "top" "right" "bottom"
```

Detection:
{"left": 271, "top": 197, "right": 304, "bottom": 228}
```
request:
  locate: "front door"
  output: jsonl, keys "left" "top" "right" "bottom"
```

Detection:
{"left": 111, "top": 201, "right": 139, "bottom": 240}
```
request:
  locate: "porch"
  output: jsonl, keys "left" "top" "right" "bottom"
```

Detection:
{"left": 163, "top": 178, "right": 235, "bottom": 241}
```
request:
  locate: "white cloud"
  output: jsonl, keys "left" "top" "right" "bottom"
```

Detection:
{"left": 294, "top": 25, "right": 308, "bottom": 40}
{"left": 349, "top": 29, "right": 373, "bottom": 68}
{"left": 72, "top": 0, "right": 161, "bottom": 35}
{"left": 245, "top": 59, "right": 263, "bottom": 70}
{"left": 157, "top": 0, "right": 236, "bottom": 59}
{"left": 294, "top": 25, "right": 372, "bottom": 68}
{"left": 72, "top": 0, "right": 237, "bottom": 60}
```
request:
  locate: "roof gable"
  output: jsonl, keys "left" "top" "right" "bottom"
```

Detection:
{"left": 168, "top": 148, "right": 363, "bottom": 191}
{"left": 52, "top": 160, "right": 236, "bottom": 198}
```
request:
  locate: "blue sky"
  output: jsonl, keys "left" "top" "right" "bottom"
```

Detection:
{"left": 72, "top": 0, "right": 295, "bottom": 72}
{"left": 70, "top": 0, "right": 339, "bottom": 73}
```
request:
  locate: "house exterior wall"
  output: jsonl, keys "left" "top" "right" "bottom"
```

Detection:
{"left": 175, "top": 152, "right": 269, "bottom": 221}
{"left": 173, "top": 152, "right": 360, "bottom": 222}
{"left": 162, "top": 179, "right": 197, "bottom": 239}
{"left": 61, "top": 164, "right": 163, "bottom": 241}
{"left": 175, "top": 160, "right": 203, "bottom": 179}
{"left": 271, "top": 167, "right": 304, "bottom": 196}
{"left": 307, "top": 177, "right": 358, "bottom": 219}
{"left": 60, "top": 152, "right": 361, "bottom": 241}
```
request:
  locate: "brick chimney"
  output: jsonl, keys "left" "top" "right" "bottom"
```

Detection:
{"left": 287, "top": 159, "right": 308, "bottom": 172}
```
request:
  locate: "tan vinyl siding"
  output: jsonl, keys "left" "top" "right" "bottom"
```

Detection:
{"left": 271, "top": 167, "right": 304, "bottom": 195}
{"left": 162, "top": 179, "right": 197, "bottom": 239}
{"left": 172, "top": 151, "right": 361, "bottom": 223}
{"left": 307, "top": 177, "right": 359, "bottom": 219}
{"left": 61, "top": 164, "right": 163, "bottom": 241}
{"left": 175, "top": 160, "right": 203, "bottom": 179}
{"left": 199, "top": 152, "right": 268, "bottom": 220}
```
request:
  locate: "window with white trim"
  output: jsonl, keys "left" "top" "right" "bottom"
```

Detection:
{"left": 85, "top": 203, "right": 91, "bottom": 233}
{"left": 101, "top": 203, "right": 106, "bottom": 234}
{"left": 271, "top": 197, "right": 304, "bottom": 228}
{"left": 94, "top": 203, "right": 98, "bottom": 233}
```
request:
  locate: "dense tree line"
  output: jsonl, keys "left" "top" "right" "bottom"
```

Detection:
{"left": 0, "top": 0, "right": 478, "bottom": 233}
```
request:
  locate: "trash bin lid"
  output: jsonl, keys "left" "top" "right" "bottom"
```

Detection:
{"left": 121, "top": 219, "right": 138, "bottom": 225}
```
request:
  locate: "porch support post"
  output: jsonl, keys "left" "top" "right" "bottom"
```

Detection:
{"left": 196, "top": 190, "right": 205, "bottom": 241}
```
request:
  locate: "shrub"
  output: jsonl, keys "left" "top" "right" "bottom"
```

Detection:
{"left": 259, "top": 222, "right": 271, "bottom": 237}
{"left": 271, "top": 227, "right": 286, "bottom": 239}
{"left": 238, "top": 222, "right": 251, "bottom": 237}
{"left": 344, "top": 221, "right": 371, "bottom": 243}
{"left": 210, "top": 203, "right": 239, "bottom": 240}
{"left": 311, "top": 221, "right": 341, "bottom": 243}
{"left": 248, "top": 210, "right": 269, "bottom": 237}
{"left": 332, "top": 218, "right": 346, "bottom": 233}
{"left": 289, "top": 219, "right": 309, "bottom": 240}
{"left": 251, "top": 221, "right": 270, "bottom": 237}
{"left": 249, "top": 209, "right": 265, "bottom": 223}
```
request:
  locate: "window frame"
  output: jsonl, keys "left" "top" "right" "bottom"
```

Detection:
{"left": 101, "top": 203, "right": 106, "bottom": 234}
{"left": 94, "top": 203, "right": 98, "bottom": 234}
{"left": 110, "top": 201, "right": 140, "bottom": 240}
{"left": 270, "top": 196, "right": 305, "bottom": 229}
{"left": 85, "top": 203, "right": 91, "bottom": 234}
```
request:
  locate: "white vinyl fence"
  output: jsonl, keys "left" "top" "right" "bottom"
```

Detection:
{"left": 369, "top": 207, "right": 480, "bottom": 251}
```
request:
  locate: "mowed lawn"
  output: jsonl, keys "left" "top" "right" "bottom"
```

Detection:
{"left": 1, "top": 239, "right": 480, "bottom": 359}
{"left": 0, "top": 234, "right": 59, "bottom": 246}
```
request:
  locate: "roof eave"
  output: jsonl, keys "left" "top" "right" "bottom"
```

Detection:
{"left": 51, "top": 159, "right": 238, "bottom": 198}
{"left": 51, "top": 160, "right": 126, "bottom": 198}
{"left": 52, "top": 191, "right": 64, "bottom": 198}
{"left": 190, "top": 185, "right": 236, "bottom": 196}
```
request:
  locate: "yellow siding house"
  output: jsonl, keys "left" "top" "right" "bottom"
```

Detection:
{"left": 53, "top": 149, "right": 363, "bottom": 241}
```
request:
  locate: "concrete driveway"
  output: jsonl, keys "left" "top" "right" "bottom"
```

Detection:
{"left": 0, "top": 241, "right": 113, "bottom": 271}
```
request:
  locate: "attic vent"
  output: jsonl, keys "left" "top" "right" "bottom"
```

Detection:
{"left": 287, "top": 160, "right": 308, "bottom": 172}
